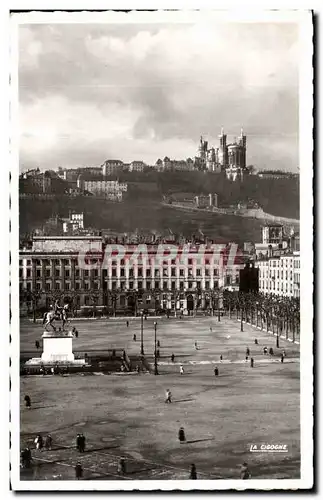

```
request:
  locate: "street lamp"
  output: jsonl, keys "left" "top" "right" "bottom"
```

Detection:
{"left": 240, "top": 301, "right": 244, "bottom": 332}
{"left": 140, "top": 311, "right": 144, "bottom": 355}
{"left": 154, "top": 321, "right": 159, "bottom": 375}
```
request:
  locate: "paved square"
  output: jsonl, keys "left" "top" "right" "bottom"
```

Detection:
{"left": 20, "top": 316, "right": 300, "bottom": 481}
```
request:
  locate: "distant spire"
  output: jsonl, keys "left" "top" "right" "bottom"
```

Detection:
{"left": 240, "top": 127, "right": 244, "bottom": 137}
{"left": 221, "top": 127, "right": 224, "bottom": 135}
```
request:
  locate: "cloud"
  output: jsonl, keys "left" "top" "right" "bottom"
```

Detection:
{"left": 18, "top": 21, "right": 299, "bottom": 171}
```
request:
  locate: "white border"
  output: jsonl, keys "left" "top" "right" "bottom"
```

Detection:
{"left": 9, "top": 7, "right": 314, "bottom": 492}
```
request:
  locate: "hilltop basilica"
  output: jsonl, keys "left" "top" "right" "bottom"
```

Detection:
{"left": 195, "top": 128, "right": 248, "bottom": 181}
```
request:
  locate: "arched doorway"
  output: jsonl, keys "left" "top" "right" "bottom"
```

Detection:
{"left": 187, "top": 294, "right": 194, "bottom": 314}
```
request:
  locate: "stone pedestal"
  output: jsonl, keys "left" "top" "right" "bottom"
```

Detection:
{"left": 41, "top": 331, "right": 75, "bottom": 363}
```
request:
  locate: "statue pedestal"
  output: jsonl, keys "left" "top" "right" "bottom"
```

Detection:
{"left": 41, "top": 331, "right": 75, "bottom": 363}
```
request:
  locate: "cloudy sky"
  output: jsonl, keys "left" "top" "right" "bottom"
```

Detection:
{"left": 19, "top": 20, "right": 299, "bottom": 172}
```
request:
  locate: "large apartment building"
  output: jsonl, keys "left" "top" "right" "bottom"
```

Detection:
{"left": 255, "top": 251, "right": 300, "bottom": 298}
{"left": 19, "top": 236, "right": 244, "bottom": 314}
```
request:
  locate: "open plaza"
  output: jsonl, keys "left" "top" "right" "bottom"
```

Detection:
{"left": 20, "top": 316, "right": 300, "bottom": 481}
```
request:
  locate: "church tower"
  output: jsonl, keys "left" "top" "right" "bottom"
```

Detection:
{"left": 238, "top": 128, "right": 247, "bottom": 168}
{"left": 218, "top": 127, "right": 227, "bottom": 169}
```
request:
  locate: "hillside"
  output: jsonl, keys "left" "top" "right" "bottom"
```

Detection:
{"left": 19, "top": 171, "right": 299, "bottom": 243}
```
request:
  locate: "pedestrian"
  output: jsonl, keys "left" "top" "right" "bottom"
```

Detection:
{"left": 194, "top": 341, "right": 198, "bottom": 350}
{"left": 80, "top": 433, "right": 86, "bottom": 453}
{"left": 126, "top": 320, "right": 129, "bottom": 328}
{"left": 75, "top": 462, "right": 83, "bottom": 480}
{"left": 24, "top": 395, "right": 31, "bottom": 409}
{"left": 240, "top": 462, "right": 251, "bottom": 479}
{"left": 210, "top": 326, "right": 212, "bottom": 332}
{"left": 281, "top": 354, "right": 284, "bottom": 363}
{"left": 250, "top": 357, "right": 254, "bottom": 368}
{"left": 76, "top": 434, "right": 81, "bottom": 452}
{"left": 282, "top": 349, "right": 286, "bottom": 358}
{"left": 136, "top": 364, "right": 140, "bottom": 373}
{"left": 156, "top": 349, "right": 160, "bottom": 358}
{"left": 34, "top": 434, "right": 43, "bottom": 451}
{"left": 165, "top": 389, "right": 172, "bottom": 403}
{"left": 269, "top": 347, "right": 274, "bottom": 356}
{"left": 44, "top": 434, "right": 52, "bottom": 451}
{"left": 171, "top": 353, "right": 175, "bottom": 362}
{"left": 133, "top": 334, "right": 137, "bottom": 342}
{"left": 254, "top": 338, "right": 258, "bottom": 345}
{"left": 263, "top": 346, "right": 268, "bottom": 355}
{"left": 189, "top": 463, "right": 197, "bottom": 479}
{"left": 118, "top": 458, "right": 126, "bottom": 474}
{"left": 179, "top": 364, "right": 184, "bottom": 375}
{"left": 75, "top": 330, "right": 79, "bottom": 338}
{"left": 214, "top": 367, "right": 219, "bottom": 376}
{"left": 245, "top": 355, "right": 249, "bottom": 362}
{"left": 21, "top": 447, "right": 32, "bottom": 468}
{"left": 246, "top": 347, "right": 250, "bottom": 357}
{"left": 178, "top": 427, "right": 186, "bottom": 443}
{"left": 157, "top": 340, "right": 160, "bottom": 348}
{"left": 51, "top": 367, "right": 54, "bottom": 375}
{"left": 35, "top": 340, "right": 40, "bottom": 349}
{"left": 220, "top": 354, "right": 223, "bottom": 362}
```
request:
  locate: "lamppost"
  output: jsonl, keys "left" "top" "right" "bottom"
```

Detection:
{"left": 140, "top": 311, "right": 144, "bottom": 355}
{"left": 154, "top": 321, "right": 159, "bottom": 375}
{"left": 240, "top": 298, "right": 244, "bottom": 332}
{"left": 217, "top": 291, "right": 221, "bottom": 322}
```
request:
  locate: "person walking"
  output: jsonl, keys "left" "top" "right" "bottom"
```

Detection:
{"left": 269, "top": 347, "right": 274, "bottom": 356}
{"left": 165, "top": 389, "right": 172, "bottom": 403}
{"left": 214, "top": 367, "right": 219, "bottom": 376}
{"left": 44, "top": 434, "right": 52, "bottom": 451}
{"left": 189, "top": 463, "right": 197, "bottom": 479}
{"left": 254, "top": 338, "right": 258, "bottom": 345}
{"left": 76, "top": 434, "right": 81, "bottom": 452}
{"left": 178, "top": 427, "right": 186, "bottom": 443}
{"left": 35, "top": 340, "right": 40, "bottom": 350}
{"left": 250, "top": 357, "right": 254, "bottom": 368}
{"left": 240, "top": 462, "right": 251, "bottom": 479}
{"left": 75, "top": 462, "right": 83, "bottom": 480}
{"left": 171, "top": 353, "right": 175, "bottom": 363}
{"left": 220, "top": 354, "right": 223, "bottom": 362}
{"left": 246, "top": 347, "right": 250, "bottom": 357}
{"left": 133, "top": 334, "right": 137, "bottom": 342}
{"left": 79, "top": 433, "right": 86, "bottom": 453}
{"left": 24, "top": 395, "right": 31, "bottom": 409}
{"left": 126, "top": 320, "right": 129, "bottom": 328}
{"left": 281, "top": 353, "right": 284, "bottom": 363}
{"left": 34, "top": 435, "right": 43, "bottom": 451}
{"left": 179, "top": 364, "right": 184, "bottom": 375}
{"left": 194, "top": 341, "right": 198, "bottom": 350}
{"left": 282, "top": 349, "right": 286, "bottom": 358}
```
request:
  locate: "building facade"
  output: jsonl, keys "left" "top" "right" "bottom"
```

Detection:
{"left": 19, "top": 237, "right": 245, "bottom": 314}
{"left": 255, "top": 252, "right": 300, "bottom": 298}
{"left": 102, "top": 160, "right": 124, "bottom": 177}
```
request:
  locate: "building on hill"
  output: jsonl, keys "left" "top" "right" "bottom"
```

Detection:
{"left": 129, "top": 161, "right": 146, "bottom": 172}
{"left": 102, "top": 159, "right": 124, "bottom": 176}
{"left": 194, "top": 128, "right": 248, "bottom": 180}
{"left": 194, "top": 193, "right": 218, "bottom": 209}
{"left": 257, "top": 170, "right": 299, "bottom": 179}
{"left": 156, "top": 157, "right": 196, "bottom": 172}
{"left": 76, "top": 176, "right": 127, "bottom": 200}
{"left": 19, "top": 170, "right": 52, "bottom": 194}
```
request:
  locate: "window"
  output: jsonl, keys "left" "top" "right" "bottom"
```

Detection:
{"left": 171, "top": 281, "right": 176, "bottom": 290}
{"left": 84, "top": 282, "right": 89, "bottom": 290}
{"left": 46, "top": 269, "right": 51, "bottom": 278}
{"left": 36, "top": 259, "right": 41, "bottom": 266}
{"left": 75, "top": 282, "right": 80, "bottom": 290}
{"left": 155, "top": 282, "right": 160, "bottom": 289}
{"left": 188, "top": 258, "right": 193, "bottom": 265}
{"left": 205, "top": 269, "right": 210, "bottom": 277}
{"left": 214, "top": 280, "right": 219, "bottom": 288}
{"left": 121, "top": 259, "right": 125, "bottom": 266}
{"left": 188, "top": 282, "right": 193, "bottom": 289}
{"left": 129, "top": 281, "right": 134, "bottom": 289}
{"left": 84, "top": 270, "right": 89, "bottom": 278}
{"left": 84, "top": 296, "right": 90, "bottom": 306}
{"left": 120, "top": 268, "right": 125, "bottom": 277}
{"left": 138, "top": 268, "right": 143, "bottom": 277}
{"left": 196, "top": 269, "right": 201, "bottom": 276}
{"left": 129, "top": 269, "right": 134, "bottom": 278}
{"left": 19, "top": 260, "right": 23, "bottom": 266}
{"left": 55, "top": 269, "right": 60, "bottom": 278}
{"left": 112, "top": 281, "right": 117, "bottom": 290}
{"left": 19, "top": 269, "right": 23, "bottom": 278}
{"left": 180, "top": 269, "right": 184, "bottom": 277}
{"left": 65, "top": 270, "right": 70, "bottom": 278}
{"left": 146, "top": 282, "right": 151, "bottom": 290}
{"left": 171, "top": 259, "right": 176, "bottom": 265}
{"left": 138, "top": 281, "right": 143, "bottom": 289}
{"left": 205, "top": 281, "right": 210, "bottom": 289}
{"left": 26, "top": 260, "right": 31, "bottom": 266}
{"left": 36, "top": 282, "right": 41, "bottom": 290}
{"left": 213, "top": 269, "right": 219, "bottom": 276}
{"left": 44, "top": 259, "right": 50, "bottom": 266}
{"left": 163, "top": 282, "right": 168, "bottom": 290}
{"left": 179, "top": 282, "right": 184, "bottom": 290}
{"left": 55, "top": 259, "right": 60, "bottom": 266}
{"left": 93, "top": 269, "right": 98, "bottom": 278}
{"left": 45, "top": 282, "right": 51, "bottom": 291}
{"left": 146, "top": 269, "right": 151, "bottom": 277}
{"left": 154, "top": 270, "right": 159, "bottom": 278}
{"left": 75, "top": 269, "right": 80, "bottom": 278}
{"left": 171, "top": 268, "right": 176, "bottom": 277}
{"left": 55, "top": 282, "right": 60, "bottom": 290}
{"left": 26, "top": 282, "right": 31, "bottom": 291}
{"left": 65, "top": 282, "right": 70, "bottom": 290}
{"left": 26, "top": 269, "right": 31, "bottom": 278}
